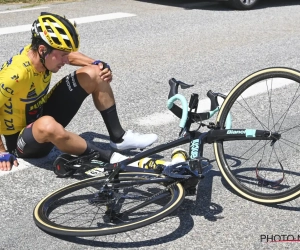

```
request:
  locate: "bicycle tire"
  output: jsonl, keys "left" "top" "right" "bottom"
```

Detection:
{"left": 33, "top": 172, "right": 185, "bottom": 237}
{"left": 214, "top": 67, "right": 300, "bottom": 204}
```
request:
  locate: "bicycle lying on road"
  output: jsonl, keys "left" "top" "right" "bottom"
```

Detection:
{"left": 33, "top": 67, "right": 300, "bottom": 237}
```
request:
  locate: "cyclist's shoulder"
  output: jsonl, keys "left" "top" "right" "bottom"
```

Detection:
{"left": 12, "top": 45, "right": 32, "bottom": 67}
{"left": 1, "top": 45, "right": 34, "bottom": 78}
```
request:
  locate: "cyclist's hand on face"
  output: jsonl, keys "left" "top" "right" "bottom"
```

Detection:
{"left": 0, "top": 152, "right": 19, "bottom": 171}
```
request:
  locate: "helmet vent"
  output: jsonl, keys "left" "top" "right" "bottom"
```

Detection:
{"left": 32, "top": 12, "right": 80, "bottom": 52}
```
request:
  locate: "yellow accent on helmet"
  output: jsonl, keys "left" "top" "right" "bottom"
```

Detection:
{"left": 31, "top": 12, "right": 80, "bottom": 52}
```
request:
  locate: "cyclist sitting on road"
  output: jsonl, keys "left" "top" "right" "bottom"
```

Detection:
{"left": 0, "top": 12, "right": 157, "bottom": 171}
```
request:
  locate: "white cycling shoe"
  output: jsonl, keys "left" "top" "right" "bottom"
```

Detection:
{"left": 110, "top": 130, "right": 158, "bottom": 151}
{"left": 110, "top": 152, "right": 139, "bottom": 167}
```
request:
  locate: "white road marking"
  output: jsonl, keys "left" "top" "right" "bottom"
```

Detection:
{"left": 136, "top": 98, "right": 213, "bottom": 126}
{"left": 0, "top": 6, "right": 49, "bottom": 14}
{"left": 0, "top": 24, "right": 32, "bottom": 35}
{"left": 70, "top": 13, "right": 136, "bottom": 24}
{"left": 136, "top": 112, "right": 177, "bottom": 126}
{"left": 237, "top": 78, "right": 294, "bottom": 100}
{"left": 0, "top": 12, "right": 136, "bottom": 35}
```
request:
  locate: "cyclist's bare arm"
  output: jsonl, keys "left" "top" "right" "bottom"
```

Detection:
{"left": 67, "top": 52, "right": 112, "bottom": 82}
{"left": 67, "top": 52, "right": 94, "bottom": 67}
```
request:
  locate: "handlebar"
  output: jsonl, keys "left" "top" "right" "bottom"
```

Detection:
{"left": 168, "top": 78, "right": 192, "bottom": 99}
{"left": 167, "top": 78, "right": 228, "bottom": 129}
{"left": 168, "top": 78, "right": 220, "bottom": 110}
{"left": 167, "top": 94, "right": 188, "bottom": 128}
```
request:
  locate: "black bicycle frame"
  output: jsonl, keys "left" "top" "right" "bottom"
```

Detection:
{"left": 105, "top": 127, "right": 280, "bottom": 182}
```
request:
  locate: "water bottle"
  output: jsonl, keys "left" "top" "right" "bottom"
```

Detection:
{"left": 138, "top": 158, "right": 167, "bottom": 169}
{"left": 138, "top": 148, "right": 188, "bottom": 169}
{"left": 171, "top": 148, "right": 188, "bottom": 164}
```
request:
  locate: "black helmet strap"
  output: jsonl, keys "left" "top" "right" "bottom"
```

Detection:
{"left": 38, "top": 50, "right": 50, "bottom": 71}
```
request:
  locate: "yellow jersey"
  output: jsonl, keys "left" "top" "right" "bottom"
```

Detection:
{"left": 0, "top": 45, "right": 52, "bottom": 135}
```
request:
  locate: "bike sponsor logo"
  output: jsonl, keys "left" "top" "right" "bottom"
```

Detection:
{"left": 261, "top": 234, "right": 300, "bottom": 243}
{"left": 27, "top": 89, "right": 37, "bottom": 98}
{"left": 11, "top": 74, "right": 19, "bottom": 82}
{"left": 1, "top": 96, "right": 15, "bottom": 130}
{"left": 1, "top": 83, "right": 14, "bottom": 96}
{"left": 71, "top": 72, "right": 77, "bottom": 88}
{"left": 17, "top": 137, "right": 26, "bottom": 153}
{"left": 0, "top": 58, "right": 13, "bottom": 71}
{"left": 4, "top": 98, "right": 13, "bottom": 115}
{"left": 28, "top": 96, "right": 47, "bottom": 111}
{"left": 66, "top": 76, "right": 72, "bottom": 91}
{"left": 190, "top": 139, "right": 199, "bottom": 159}
{"left": 227, "top": 130, "right": 246, "bottom": 135}
{"left": 4, "top": 118, "right": 14, "bottom": 131}
{"left": 65, "top": 72, "right": 77, "bottom": 92}
{"left": 45, "top": 33, "right": 54, "bottom": 46}
{"left": 23, "top": 61, "right": 30, "bottom": 68}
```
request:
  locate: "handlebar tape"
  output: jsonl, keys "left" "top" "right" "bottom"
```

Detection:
{"left": 167, "top": 94, "right": 188, "bottom": 128}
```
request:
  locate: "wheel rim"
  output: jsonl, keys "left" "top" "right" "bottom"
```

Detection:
{"left": 215, "top": 68, "right": 300, "bottom": 203}
{"left": 34, "top": 173, "right": 184, "bottom": 236}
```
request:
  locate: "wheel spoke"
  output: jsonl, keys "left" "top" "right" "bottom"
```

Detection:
{"left": 216, "top": 68, "right": 300, "bottom": 204}
{"left": 34, "top": 174, "right": 184, "bottom": 236}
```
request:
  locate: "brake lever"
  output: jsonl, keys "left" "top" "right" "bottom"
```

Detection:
{"left": 168, "top": 78, "right": 194, "bottom": 99}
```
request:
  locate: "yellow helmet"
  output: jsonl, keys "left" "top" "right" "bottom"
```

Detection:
{"left": 31, "top": 12, "right": 80, "bottom": 52}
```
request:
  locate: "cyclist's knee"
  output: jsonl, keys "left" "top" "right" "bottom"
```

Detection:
{"left": 33, "top": 116, "right": 65, "bottom": 141}
{"left": 82, "top": 64, "right": 99, "bottom": 79}
{"left": 76, "top": 65, "right": 108, "bottom": 93}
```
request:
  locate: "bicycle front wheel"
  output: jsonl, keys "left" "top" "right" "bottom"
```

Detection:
{"left": 214, "top": 67, "right": 300, "bottom": 204}
{"left": 33, "top": 172, "right": 185, "bottom": 237}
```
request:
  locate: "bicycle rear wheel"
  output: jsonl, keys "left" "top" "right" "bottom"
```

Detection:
{"left": 214, "top": 67, "right": 300, "bottom": 204}
{"left": 33, "top": 172, "right": 185, "bottom": 237}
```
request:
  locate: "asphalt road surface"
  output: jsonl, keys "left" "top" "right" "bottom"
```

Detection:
{"left": 0, "top": 0, "right": 300, "bottom": 249}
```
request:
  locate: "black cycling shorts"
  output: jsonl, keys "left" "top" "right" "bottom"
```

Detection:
{"left": 4, "top": 71, "right": 89, "bottom": 158}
